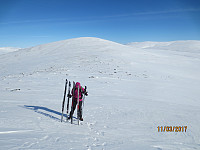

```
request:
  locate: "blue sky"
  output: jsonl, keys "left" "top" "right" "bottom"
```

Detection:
{"left": 0, "top": 0, "right": 200, "bottom": 48}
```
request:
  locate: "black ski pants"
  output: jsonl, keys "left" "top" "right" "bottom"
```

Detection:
{"left": 70, "top": 98, "right": 83, "bottom": 118}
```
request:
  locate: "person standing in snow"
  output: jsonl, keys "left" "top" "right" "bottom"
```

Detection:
{"left": 68, "top": 82, "right": 88, "bottom": 121}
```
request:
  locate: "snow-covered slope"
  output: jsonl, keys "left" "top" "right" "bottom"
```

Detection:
{"left": 0, "top": 37, "right": 137, "bottom": 76}
{"left": 127, "top": 40, "right": 200, "bottom": 59}
{"left": 127, "top": 41, "right": 171, "bottom": 49}
{"left": 127, "top": 40, "right": 200, "bottom": 53}
{"left": 0, "top": 37, "right": 200, "bottom": 150}
{"left": 0, "top": 47, "right": 21, "bottom": 55}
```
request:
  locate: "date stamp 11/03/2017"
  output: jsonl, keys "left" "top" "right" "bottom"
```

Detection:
{"left": 157, "top": 126, "right": 187, "bottom": 132}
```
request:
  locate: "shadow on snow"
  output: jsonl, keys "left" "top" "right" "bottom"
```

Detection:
{"left": 22, "top": 105, "right": 77, "bottom": 122}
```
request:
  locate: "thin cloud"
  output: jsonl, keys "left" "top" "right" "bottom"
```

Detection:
{"left": 0, "top": 8, "right": 200, "bottom": 25}
{"left": 31, "top": 35, "right": 49, "bottom": 38}
{"left": 0, "top": 18, "right": 71, "bottom": 25}
{"left": 102, "top": 8, "right": 200, "bottom": 18}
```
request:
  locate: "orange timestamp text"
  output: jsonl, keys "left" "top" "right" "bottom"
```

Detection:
{"left": 157, "top": 126, "right": 187, "bottom": 132}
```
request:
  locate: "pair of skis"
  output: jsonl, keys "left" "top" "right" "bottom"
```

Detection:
{"left": 61, "top": 79, "right": 71, "bottom": 122}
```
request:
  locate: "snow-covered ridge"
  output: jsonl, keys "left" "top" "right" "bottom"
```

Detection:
{"left": 126, "top": 40, "right": 200, "bottom": 53}
{"left": 0, "top": 47, "right": 21, "bottom": 55}
{"left": 0, "top": 37, "right": 200, "bottom": 77}
{"left": 26, "top": 37, "right": 129, "bottom": 55}
{"left": 126, "top": 41, "right": 171, "bottom": 49}
{"left": 3, "top": 37, "right": 130, "bottom": 60}
{"left": 0, "top": 37, "right": 136, "bottom": 76}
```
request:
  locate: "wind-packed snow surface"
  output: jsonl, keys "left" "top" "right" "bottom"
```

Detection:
{"left": 0, "top": 37, "right": 200, "bottom": 150}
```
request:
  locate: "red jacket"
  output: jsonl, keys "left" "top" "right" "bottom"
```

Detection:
{"left": 72, "top": 82, "right": 85, "bottom": 101}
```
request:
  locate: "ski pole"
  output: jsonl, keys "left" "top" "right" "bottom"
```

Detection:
{"left": 61, "top": 79, "right": 68, "bottom": 122}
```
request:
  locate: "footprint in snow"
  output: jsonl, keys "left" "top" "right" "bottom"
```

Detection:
{"left": 40, "top": 135, "right": 49, "bottom": 141}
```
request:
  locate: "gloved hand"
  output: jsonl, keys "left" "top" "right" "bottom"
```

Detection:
{"left": 67, "top": 94, "right": 72, "bottom": 98}
{"left": 85, "top": 92, "right": 88, "bottom": 96}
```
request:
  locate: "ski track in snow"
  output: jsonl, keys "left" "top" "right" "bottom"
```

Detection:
{"left": 0, "top": 38, "right": 200, "bottom": 150}
{"left": 0, "top": 130, "right": 33, "bottom": 134}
